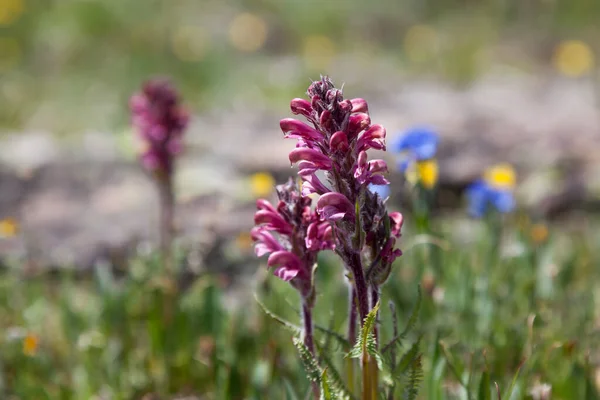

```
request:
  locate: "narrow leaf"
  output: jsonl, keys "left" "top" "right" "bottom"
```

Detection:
{"left": 503, "top": 358, "right": 526, "bottom": 400}
{"left": 254, "top": 294, "right": 302, "bottom": 336}
{"left": 383, "top": 287, "right": 421, "bottom": 355}
{"left": 478, "top": 370, "right": 491, "bottom": 400}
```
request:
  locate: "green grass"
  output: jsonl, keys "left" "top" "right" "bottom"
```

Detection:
{"left": 1, "top": 213, "right": 598, "bottom": 399}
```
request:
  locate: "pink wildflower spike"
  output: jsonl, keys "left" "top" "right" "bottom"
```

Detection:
{"left": 280, "top": 118, "right": 323, "bottom": 141}
{"left": 290, "top": 98, "right": 313, "bottom": 118}
{"left": 252, "top": 177, "right": 333, "bottom": 301}
{"left": 130, "top": 78, "right": 189, "bottom": 177}
{"left": 350, "top": 98, "right": 368, "bottom": 113}
{"left": 289, "top": 148, "right": 332, "bottom": 169}
{"left": 317, "top": 192, "right": 355, "bottom": 221}
{"left": 389, "top": 212, "right": 404, "bottom": 238}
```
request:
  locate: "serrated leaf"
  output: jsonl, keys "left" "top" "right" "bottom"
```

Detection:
{"left": 320, "top": 369, "right": 332, "bottom": 400}
{"left": 315, "top": 341, "right": 355, "bottom": 400}
{"left": 383, "top": 287, "right": 421, "bottom": 355}
{"left": 254, "top": 294, "right": 302, "bottom": 336}
{"left": 293, "top": 336, "right": 323, "bottom": 384}
{"left": 347, "top": 302, "right": 380, "bottom": 360}
{"left": 403, "top": 354, "right": 423, "bottom": 400}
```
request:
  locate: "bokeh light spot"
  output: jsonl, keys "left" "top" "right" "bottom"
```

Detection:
{"left": 553, "top": 40, "right": 594, "bottom": 77}
{"left": 228, "top": 13, "right": 268, "bottom": 53}
{"left": 404, "top": 24, "right": 438, "bottom": 62}
{"left": 0, "top": 217, "right": 18, "bottom": 237}
{"left": 302, "top": 35, "right": 335, "bottom": 70}
{"left": 23, "top": 333, "right": 39, "bottom": 356}
{"left": 171, "top": 25, "right": 208, "bottom": 62}
{"left": 417, "top": 159, "right": 439, "bottom": 189}
{"left": 250, "top": 172, "right": 275, "bottom": 198}
{"left": 0, "top": 0, "right": 23, "bottom": 26}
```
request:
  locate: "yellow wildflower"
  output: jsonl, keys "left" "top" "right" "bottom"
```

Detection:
{"left": 553, "top": 40, "right": 594, "bottom": 77}
{"left": 0, "top": 217, "right": 18, "bottom": 237}
{"left": 23, "top": 333, "right": 39, "bottom": 356}
{"left": 417, "top": 159, "right": 438, "bottom": 189}
{"left": 484, "top": 163, "right": 516, "bottom": 190}
{"left": 250, "top": 172, "right": 275, "bottom": 198}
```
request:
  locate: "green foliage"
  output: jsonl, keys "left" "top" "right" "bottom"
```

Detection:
{"left": 347, "top": 302, "right": 380, "bottom": 361}
{"left": 1, "top": 216, "right": 599, "bottom": 398}
{"left": 404, "top": 354, "right": 423, "bottom": 400}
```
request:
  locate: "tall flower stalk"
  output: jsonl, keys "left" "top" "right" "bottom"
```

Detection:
{"left": 278, "top": 76, "right": 404, "bottom": 398}
{"left": 130, "top": 78, "right": 189, "bottom": 270}
{"left": 252, "top": 178, "right": 334, "bottom": 398}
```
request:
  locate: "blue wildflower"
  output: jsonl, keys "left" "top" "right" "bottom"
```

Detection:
{"left": 466, "top": 164, "right": 517, "bottom": 218}
{"left": 392, "top": 126, "right": 439, "bottom": 172}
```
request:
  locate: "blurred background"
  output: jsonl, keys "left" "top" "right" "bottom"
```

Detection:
{"left": 1, "top": 1, "right": 600, "bottom": 398}
{"left": 1, "top": 0, "right": 599, "bottom": 267}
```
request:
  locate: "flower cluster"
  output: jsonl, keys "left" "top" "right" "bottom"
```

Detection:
{"left": 130, "top": 78, "right": 189, "bottom": 179}
{"left": 278, "top": 76, "right": 403, "bottom": 321}
{"left": 467, "top": 164, "right": 517, "bottom": 218}
{"left": 392, "top": 126, "right": 439, "bottom": 189}
{"left": 284, "top": 78, "right": 402, "bottom": 259}
{"left": 252, "top": 178, "right": 334, "bottom": 301}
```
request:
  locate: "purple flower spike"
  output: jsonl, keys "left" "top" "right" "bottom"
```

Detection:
{"left": 278, "top": 76, "right": 405, "bottom": 323}
{"left": 130, "top": 78, "right": 189, "bottom": 179}
{"left": 252, "top": 178, "right": 334, "bottom": 299}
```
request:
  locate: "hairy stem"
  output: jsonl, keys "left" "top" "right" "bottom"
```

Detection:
{"left": 157, "top": 175, "right": 174, "bottom": 273}
{"left": 370, "top": 286, "right": 380, "bottom": 399}
{"left": 347, "top": 285, "right": 357, "bottom": 394}
{"left": 302, "top": 301, "right": 319, "bottom": 399}
{"left": 348, "top": 252, "right": 370, "bottom": 323}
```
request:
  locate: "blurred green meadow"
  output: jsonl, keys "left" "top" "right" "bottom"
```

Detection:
{"left": 1, "top": 0, "right": 600, "bottom": 132}
{"left": 2, "top": 0, "right": 600, "bottom": 399}
{"left": 2, "top": 214, "right": 600, "bottom": 399}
